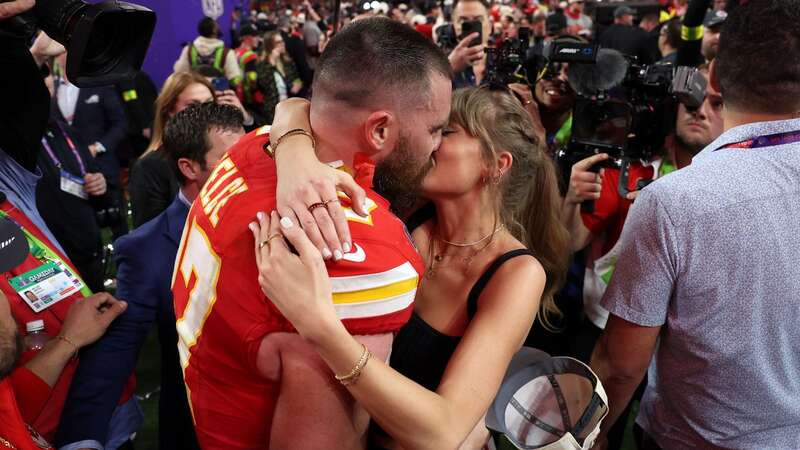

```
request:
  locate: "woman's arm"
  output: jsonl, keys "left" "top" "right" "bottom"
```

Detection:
{"left": 251, "top": 212, "right": 546, "bottom": 449}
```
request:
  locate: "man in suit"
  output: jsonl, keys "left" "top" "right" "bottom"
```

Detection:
{"left": 55, "top": 103, "right": 245, "bottom": 450}
{"left": 54, "top": 53, "right": 129, "bottom": 240}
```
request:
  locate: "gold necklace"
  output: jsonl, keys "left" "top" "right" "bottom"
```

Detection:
{"left": 426, "top": 225, "right": 503, "bottom": 279}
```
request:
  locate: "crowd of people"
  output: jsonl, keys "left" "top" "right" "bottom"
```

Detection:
{"left": 1, "top": 0, "right": 799, "bottom": 449}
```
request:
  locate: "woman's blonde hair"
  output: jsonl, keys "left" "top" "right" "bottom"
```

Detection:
{"left": 449, "top": 87, "right": 570, "bottom": 329}
{"left": 145, "top": 71, "right": 214, "bottom": 153}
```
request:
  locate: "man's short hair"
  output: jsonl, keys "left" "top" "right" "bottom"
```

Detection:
{"left": 716, "top": 0, "right": 800, "bottom": 114}
{"left": 663, "top": 17, "right": 681, "bottom": 49}
{"left": 162, "top": 102, "right": 244, "bottom": 184}
{"left": 198, "top": 17, "right": 218, "bottom": 38}
{"left": 312, "top": 17, "right": 452, "bottom": 109}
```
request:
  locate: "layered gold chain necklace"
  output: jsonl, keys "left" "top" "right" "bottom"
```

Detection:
{"left": 426, "top": 224, "right": 504, "bottom": 279}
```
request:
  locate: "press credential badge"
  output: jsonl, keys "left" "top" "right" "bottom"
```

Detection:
{"left": 10, "top": 261, "right": 79, "bottom": 312}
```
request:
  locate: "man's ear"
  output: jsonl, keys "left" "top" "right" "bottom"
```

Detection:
{"left": 363, "top": 111, "right": 397, "bottom": 154}
{"left": 177, "top": 157, "right": 200, "bottom": 182}
{"left": 708, "top": 59, "right": 721, "bottom": 97}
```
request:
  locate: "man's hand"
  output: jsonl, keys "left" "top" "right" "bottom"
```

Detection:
{"left": 30, "top": 31, "right": 66, "bottom": 64}
{"left": 448, "top": 33, "right": 484, "bottom": 73}
{"left": 508, "top": 83, "right": 546, "bottom": 143}
{"left": 565, "top": 153, "right": 609, "bottom": 205}
{"left": 88, "top": 143, "right": 99, "bottom": 157}
{"left": 0, "top": 0, "right": 34, "bottom": 20}
{"left": 216, "top": 89, "right": 253, "bottom": 124}
{"left": 60, "top": 293, "right": 127, "bottom": 348}
{"left": 83, "top": 172, "right": 106, "bottom": 196}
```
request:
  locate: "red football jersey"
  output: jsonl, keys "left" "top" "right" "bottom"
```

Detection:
{"left": 172, "top": 128, "right": 423, "bottom": 448}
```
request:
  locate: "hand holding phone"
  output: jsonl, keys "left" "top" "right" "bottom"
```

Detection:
{"left": 460, "top": 20, "right": 483, "bottom": 47}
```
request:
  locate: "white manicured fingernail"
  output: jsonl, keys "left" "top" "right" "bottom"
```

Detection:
{"left": 248, "top": 222, "right": 256, "bottom": 231}
{"left": 342, "top": 242, "right": 351, "bottom": 253}
{"left": 333, "top": 249, "right": 343, "bottom": 260}
{"left": 257, "top": 211, "right": 265, "bottom": 220}
{"left": 280, "top": 217, "right": 293, "bottom": 229}
{"left": 322, "top": 248, "right": 332, "bottom": 259}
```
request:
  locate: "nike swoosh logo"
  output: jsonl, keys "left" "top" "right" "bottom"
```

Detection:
{"left": 341, "top": 243, "right": 366, "bottom": 263}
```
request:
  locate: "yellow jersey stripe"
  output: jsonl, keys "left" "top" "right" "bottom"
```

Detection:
{"left": 332, "top": 277, "right": 417, "bottom": 304}
{"left": 334, "top": 290, "right": 416, "bottom": 320}
{"left": 330, "top": 261, "right": 418, "bottom": 292}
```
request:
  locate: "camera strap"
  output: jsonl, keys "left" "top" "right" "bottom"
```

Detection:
{"left": 719, "top": 130, "right": 800, "bottom": 150}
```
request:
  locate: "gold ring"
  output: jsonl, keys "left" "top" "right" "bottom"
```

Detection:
{"left": 523, "top": 99, "right": 533, "bottom": 105}
{"left": 308, "top": 202, "right": 327, "bottom": 212}
{"left": 259, "top": 234, "right": 282, "bottom": 249}
{"left": 323, "top": 198, "right": 340, "bottom": 205}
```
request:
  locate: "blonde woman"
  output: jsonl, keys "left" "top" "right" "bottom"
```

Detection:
{"left": 252, "top": 87, "right": 570, "bottom": 449}
{"left": 128, "top": 72, "right": 214, "bottom": 227}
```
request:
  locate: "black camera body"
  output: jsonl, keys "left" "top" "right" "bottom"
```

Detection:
{"left": 552, "top": 43, "right": 707, "bottom": 197}
{"left": 484, "top": 27, "right": 536, "bottom": 88}
{"left": 0, "top": 0, "right": 156, "bottom": 87}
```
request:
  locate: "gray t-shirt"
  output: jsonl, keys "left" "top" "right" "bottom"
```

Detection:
{"left": 602, "top": 118, "right": 800, "bottom": 449}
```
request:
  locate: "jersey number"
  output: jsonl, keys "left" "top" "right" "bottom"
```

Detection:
{"left": 175, "top": 219, "right": 221, "bottom": 371}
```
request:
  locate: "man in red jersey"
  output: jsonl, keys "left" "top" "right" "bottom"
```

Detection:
{"left": 172, "top": 17, "right": 453, "bottom": 449}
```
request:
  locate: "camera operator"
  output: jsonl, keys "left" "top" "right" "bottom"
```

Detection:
{"left": 590, "top": 1, "right": 800, "bottom": 448}
{"left": 449, "top": 0, "right": 491, "bottom": 88}
{"left": 531, "top": 38, "right": 585, "bottom": 154}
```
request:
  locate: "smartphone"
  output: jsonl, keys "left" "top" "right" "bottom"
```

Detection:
{"left": 211, "top": 77, "right": 230, "bottom": 92}
{"left": 460, "top": 20, "right": 483, "bottom": 47}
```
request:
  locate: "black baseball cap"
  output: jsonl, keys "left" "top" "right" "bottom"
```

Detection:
{"left": 704, "top": 10, "right": 728, "bottom": 28}
{"left": 240, "top": 23, "right": 260, "bottom": 37}
{"left": 546, "top": 12, "right": 568, "bottom": 35}
{"left": 613, "top": 5, "right": 636, "bottom": 19}
{"left": 0, "top": 217, "right": 29, "bottom": 272}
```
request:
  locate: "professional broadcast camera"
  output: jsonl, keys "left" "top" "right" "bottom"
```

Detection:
{"left": 0, "top": 0, "right": 156, "bottom": 87}
{"left": 484, "top": 28, "right": 536, "bottom": 87}
{"left": 551, "top": 42, "right": 707, "bottom": 197}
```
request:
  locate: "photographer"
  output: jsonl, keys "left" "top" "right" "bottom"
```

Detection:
{"left": 449, "top": 0, "right": 491, "bottom": 88}
{"left": 591, "top": 1, "right": 800, "bottom": 448}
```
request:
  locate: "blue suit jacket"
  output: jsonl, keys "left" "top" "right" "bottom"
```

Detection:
{"left": 56, "top": 196, "right": 199, "bottom": 449}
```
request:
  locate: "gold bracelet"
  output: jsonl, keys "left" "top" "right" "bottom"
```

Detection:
{"left": 335, "top": 343, "right": 372, "bottom": 386}
{"left": 264, "top": 128, "right": 315, "bottom": 158}
{"left": 56, "top": 334, "right": 78, "bottom": 357}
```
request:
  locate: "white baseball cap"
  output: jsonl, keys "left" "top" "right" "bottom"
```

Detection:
{"left": 486, "top": 347, "right": 609, "bottom": 450}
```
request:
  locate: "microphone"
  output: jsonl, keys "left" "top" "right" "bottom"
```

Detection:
{"left": 566, "top": 48, "right": 629, "bottom": 96}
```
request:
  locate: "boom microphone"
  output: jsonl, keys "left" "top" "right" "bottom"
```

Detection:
{"left": 566, "top": 48, "right": 629, "bottom": 96}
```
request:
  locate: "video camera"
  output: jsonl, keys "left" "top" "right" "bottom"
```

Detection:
{"left": 0, "top": 0, "right": 156, "bottom": 87}
{"left": 550, "top": 42, "right": 707, "bottom": 197}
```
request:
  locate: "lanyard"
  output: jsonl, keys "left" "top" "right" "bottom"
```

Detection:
{"left": 40, "top": 122, "right": 87, "bottom": 176}
{"left": 0, "top": 209, "right": 92, "bottom": 297}
{"left": 719, "top": 130, "right": 800, "bottom": 150}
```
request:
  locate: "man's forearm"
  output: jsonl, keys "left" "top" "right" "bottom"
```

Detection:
{"left": 561, "top": 198, "right": 592, "bottom": 252}
{"left": 590, "top": 335, "right": 648, "bottom": 439}
{"left": 25, "top": 338, "right": 77, "bottom": 387}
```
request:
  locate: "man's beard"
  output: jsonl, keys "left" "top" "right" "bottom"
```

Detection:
{"left": 372, "top": 135, "right": 433, "bottom": 219}
{"left": 675, "top": 128, "right": 709, "bottom": 156}
{"left": 0, "top": 327, "right": 22, "bottom": 380}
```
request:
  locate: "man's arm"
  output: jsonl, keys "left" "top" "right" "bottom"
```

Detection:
{"left": 590, "top": 315, "right": 660, "bottom": 442}
{"left": 561, "top": 153, "right": 609, "bottom": 251}
{"left": 55, "top": 239, "right": 159, "bottom": 447}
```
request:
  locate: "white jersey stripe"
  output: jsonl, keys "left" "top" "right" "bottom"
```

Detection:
{"left": 334, "top": 289, "right": 417, "bottom": 320}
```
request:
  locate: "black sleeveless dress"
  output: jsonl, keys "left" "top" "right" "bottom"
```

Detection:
{"left": 370, "top": 249, "right": 536, "bottom": 448}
